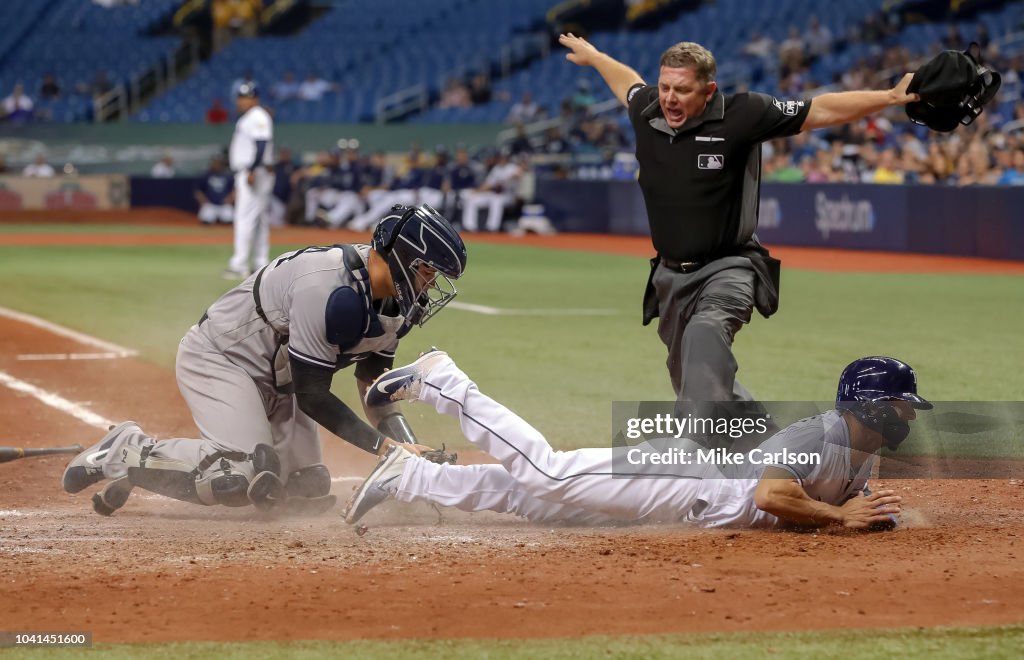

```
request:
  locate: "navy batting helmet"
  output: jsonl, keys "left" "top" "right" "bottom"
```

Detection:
{"left": 371, "top": 204, "right": 467, "bottom": 328}
{"left": 836, "top": 356, "right": 931, "bottom": 449}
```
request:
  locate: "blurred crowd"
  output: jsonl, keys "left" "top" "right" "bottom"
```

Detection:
{"left": 1, "top": 70, "right": 117, "bottom": 124}
{"left": 761, "top": 105, "right": 1024, "bottom": 186}
{"left": 496, "top": 11, "right": 1024, "bottom": 186}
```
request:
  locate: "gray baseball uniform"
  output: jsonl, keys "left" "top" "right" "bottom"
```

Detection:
{"left": 90, "top": 243, "right": 407, "bottom": 506}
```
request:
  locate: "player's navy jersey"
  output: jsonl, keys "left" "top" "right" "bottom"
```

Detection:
{"left": 199, "top": 171, "right": 234, "bottom": 204}
{"left": 422, "top": 165, "right": 447, "bottom": 190}
{"left": 328, "top": 162, "right": 363, "bottom": 192}
{"left": 362, "top": 163, "right": 386, "bottom": 188}
{"left": 273, "top": 160, "right": 297, "bottom": 201}
{"left": 448, "top": 164, "right": 478, "bottom": 190}
{"left": 198, "top": 244, "right": 406, "bottom": 383}
{"left": 392, "top": 166, "right": 425, "bottom": 190}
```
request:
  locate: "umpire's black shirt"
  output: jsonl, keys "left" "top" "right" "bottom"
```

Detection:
{"left": 627, "top": 84, "right": 811, "bottom": 262}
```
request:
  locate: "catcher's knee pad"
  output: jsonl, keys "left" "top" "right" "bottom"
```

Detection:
{"left": 286, "top": 464, "right": 332, "bottom": 498}
{"left": 194, "top": 443, "right": 280, "bottom": 507}
{"left": 195, "top": 461, "right": 252, "bottom": 507}
{"left": 251, "top": 443, "right": 282, "bottom": 477}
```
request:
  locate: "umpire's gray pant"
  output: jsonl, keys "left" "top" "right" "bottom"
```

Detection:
{"left": 652, "top": 257, "right": 756, "bottom": 403}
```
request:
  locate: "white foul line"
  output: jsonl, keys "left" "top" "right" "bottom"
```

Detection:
{"left": 0, "top": 370, "right": 114, "bottom": 430}
{"left": 0, "top": 306, "right": 138, "bottom": 357}
{"left": 449, "top": 301, "right": 618, "bottom": 316}
{"left": 17, "top": 352, "right": 134, "bottom": 361}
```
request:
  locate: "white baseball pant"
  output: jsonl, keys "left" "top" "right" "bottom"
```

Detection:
{"left": 229, "top": 169, "right": 274, "bottom": 273}
{"left": 394, "top": 357, "right": 753, "bottom": 525}
{"left": 324, "top": 191, "right": 366, "bottom": 228}
{"left": 460, "top": 190, "right": 511, "bottom": 231}
{"left": 349, "top": 189, "right": 416, "bottom": 231}
{"left": 198, "top": 203, "right": 233, "bottom": 224}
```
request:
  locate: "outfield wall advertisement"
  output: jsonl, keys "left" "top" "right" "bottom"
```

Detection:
{"left": 0, "top": 176, "right": 129, "bottom": 210}
{"left": 534, "top": 181, "right": 1024, "bottom": 261}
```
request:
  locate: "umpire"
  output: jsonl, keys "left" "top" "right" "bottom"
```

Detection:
{"left": 559, "top": 34, "right": 920, "bottom": 406}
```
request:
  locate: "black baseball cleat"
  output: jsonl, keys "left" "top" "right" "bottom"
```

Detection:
{"left": 363, "top": 348, "right": 449, "bottom": 407}
{"left": 63, "top": 421, "right": 139, "bottom": 494}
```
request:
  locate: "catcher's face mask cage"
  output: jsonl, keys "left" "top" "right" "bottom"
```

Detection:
{"left": 907, "top": 46, "right": 1002, "bottom": 132}
{"left": 372, "top": 204, "right": 467, "bottom": 328}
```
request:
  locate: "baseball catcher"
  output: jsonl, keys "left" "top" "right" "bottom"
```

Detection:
{"left": 63, "top": 205, "right": 465, "bottom": 516}
{"left": 344, "top": 352, "right": 928, "bottom": 531}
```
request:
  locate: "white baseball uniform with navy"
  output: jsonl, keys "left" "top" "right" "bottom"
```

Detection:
{"left": 88, "top": 244, "right": 407, "bottom": 504}
{"left": 393, "top": 358, "right": 873, "bottom": 527}
{"left": 228, "top": 105, "right": 275, "bottom": 274}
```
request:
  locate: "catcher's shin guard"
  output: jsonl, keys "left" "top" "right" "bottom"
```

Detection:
{"left": 279, "top": 464, "right": 335, "bottom": 515}
{"left": 91, "top": 476, "right": 134, "bottom": 516}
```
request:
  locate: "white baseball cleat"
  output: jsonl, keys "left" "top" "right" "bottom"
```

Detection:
{"left": 342, "top": 445, "right": 414, "bottom": 525}
{"left": 63, "top": 421, "right": 139, "bottom": 494}
{"left": 363, "top": 348, "right": 449, "bottom": 407}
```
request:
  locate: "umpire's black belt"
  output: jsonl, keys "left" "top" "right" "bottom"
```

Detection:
{"left": 660, "top": 257, "right": 704, "bottom": 273}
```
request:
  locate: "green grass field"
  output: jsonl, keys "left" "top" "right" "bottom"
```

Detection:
{"left": 1, "top": 226, "right": 1022, "bottom": 656}
{"left": 1, "top": 231, "right": 1022, "bottom": 449}
{"left": 16, "top": 625, "right": 1024, "bottom": 659}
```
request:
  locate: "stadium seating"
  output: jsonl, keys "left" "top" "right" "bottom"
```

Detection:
{"left": 0, "top": 0, "right": 182, "bottom": 122}
{"left": 417, "top": 0, "right": 889, "bottom": 123}
{"left": 136, "top": 0, "right": 553, "bottom": 123}
{"left": 415, "top": 0, "right": 1024, "bottom": 125}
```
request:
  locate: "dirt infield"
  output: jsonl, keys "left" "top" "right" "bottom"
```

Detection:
{"left": 2, "top": 218, "right": 1023, "bottom": 644}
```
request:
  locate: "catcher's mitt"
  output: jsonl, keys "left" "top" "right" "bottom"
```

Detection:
{"left": 419, "top": 443, "right": 457, "bottom": 465}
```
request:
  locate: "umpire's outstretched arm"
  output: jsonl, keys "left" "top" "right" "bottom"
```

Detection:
{"left": 800, "top": 73, "right": 920, "bottom": 131}
{"left": 558, "top": 32, "right": 645, "bottom": 106}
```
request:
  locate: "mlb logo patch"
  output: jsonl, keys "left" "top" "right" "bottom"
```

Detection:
{"left": 697, "top": 154, "right": 725, "bottom": 170}
{"left": 772, "top": 98, "right": 803, "bottom": 116}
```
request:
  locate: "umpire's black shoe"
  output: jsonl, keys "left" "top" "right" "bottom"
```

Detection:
{"left": 63, "top": 421, "right": 138, "bottom": 494}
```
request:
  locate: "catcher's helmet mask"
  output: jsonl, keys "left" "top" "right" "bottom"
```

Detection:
{"left": 906, "top": 43, "right": 1001, "bottom": 132}
{"left": 371, "top": 204, "right": 467, "bottom": 330}
{"left": 835, "top": 356, "right": 932, "bottom": 450}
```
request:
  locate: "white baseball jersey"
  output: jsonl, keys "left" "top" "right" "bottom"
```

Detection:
{"left": 229, "top": 106, "right": 275, "bottom": 172}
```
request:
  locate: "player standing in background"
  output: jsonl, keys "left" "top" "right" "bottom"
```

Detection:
{"left": 225, "top": 81, "right": 275, "bottom": 279}
{"left": 346, "top": 353, "right": 924, "bottom": 531}
{"left": 558, "top": 35, "right": 920, "bottom": 411}
{"left": 63, "top": 205, "right": 467, "bottom": 516}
